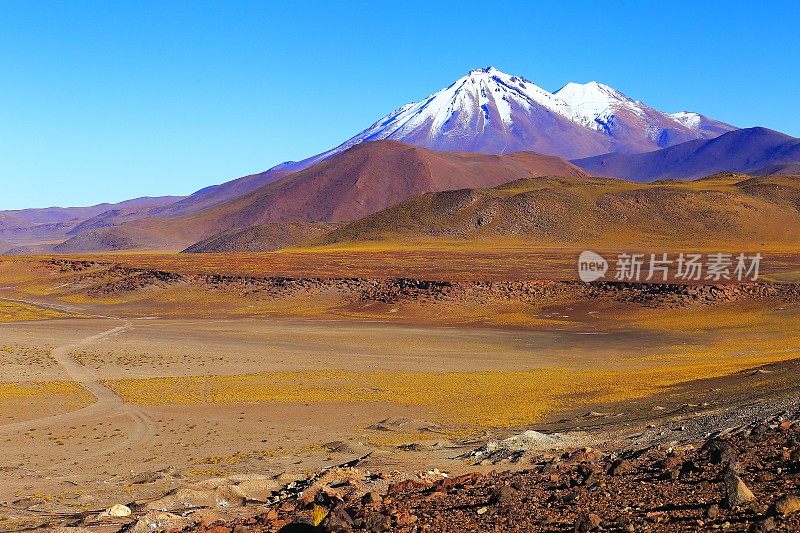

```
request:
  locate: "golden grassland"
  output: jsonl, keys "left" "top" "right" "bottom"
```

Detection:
{"left": 102, "top": 295, "right": 800, "bottom": 429}
{"left": 107, "top": 334, "right": 799, "bottom": 429}
{"left": 0, "top": 301, "right": 78, "bottom": 322}
{"left": 0, "top": 381, "right": 93, "bottom": 403}
{"left": 622, "top": 301, "right": 798, "bottom": 332}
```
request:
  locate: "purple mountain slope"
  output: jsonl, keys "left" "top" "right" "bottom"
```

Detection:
{"left": 572, "top": 127, "right": 800, "bottom": 181}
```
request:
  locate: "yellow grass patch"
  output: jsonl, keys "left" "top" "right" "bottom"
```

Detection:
{"left": 107, "top": 337, "right": 799, "bottom": 429}
{"left": 0, "top": 301, "right": 77, "bottom": 322}
{"left": 0, "top": 381, "right": 92, "bottom": 403}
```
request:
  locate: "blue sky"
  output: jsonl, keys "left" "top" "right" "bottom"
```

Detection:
{"left": 1, "top": 1, "right": 798, "bottom": 209}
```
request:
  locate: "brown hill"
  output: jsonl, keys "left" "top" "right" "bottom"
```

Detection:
{"left": 182, "top": 140, "right": 590, "bottom": 227}
{"left": 78, "top": 141, "right": 588, "bottom": 252}
{"left": 309, "top": 173, "right": 800, "bottom": 249}
{"left": 183, "top": 222, "right": 341, "bottom": 253}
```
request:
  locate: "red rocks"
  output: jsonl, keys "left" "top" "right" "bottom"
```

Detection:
{"left": 180, "top": 419, "right": 800, "bottom": 532}
{"left": 387, "top": 479, "right": 429, "bottom": 495}
{"left": 609, "top": 458, "right": 633, "bottom": 476}
{"left": 574, "top": 512, "right": 601, "bottom": 532}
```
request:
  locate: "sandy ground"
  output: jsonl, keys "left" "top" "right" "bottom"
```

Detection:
{"left": 1, "top": 308, "right": 797, "bottom": 517}
{"left": 0, "top": 316, "right": 673, "bottom": 504}
{"left": 0, "top": 256, "right": 798, "bottom": 530}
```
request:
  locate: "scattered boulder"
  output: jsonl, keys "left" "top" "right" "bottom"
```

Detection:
{"left": 575, "top": 512, "right": 601, "bottom": 532}
{"left": 774, "top": 494, "right": 800, "bottom": 516}
{"left": 128, "top": 511, "right": 187, "bottom": 533}
{"left": 609, "top": 458, "right": 633, "bottom": 476}
{"left": 724, "top": 467, "right": 755, "bottom": 508}
{"left": 100, "top": 504, "right": 131, "bottom": 518}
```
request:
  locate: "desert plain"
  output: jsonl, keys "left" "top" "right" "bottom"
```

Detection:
{"left": 0, "top": 247, "right": 798, "bottom": 531}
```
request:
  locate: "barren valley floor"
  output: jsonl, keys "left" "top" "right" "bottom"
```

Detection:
{"left": 0, "top": 254, "right": 798, "bottom": 530}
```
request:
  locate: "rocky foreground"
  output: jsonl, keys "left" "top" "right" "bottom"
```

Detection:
{"left": 112, "top": 415, "right": 800, "bottom": 532}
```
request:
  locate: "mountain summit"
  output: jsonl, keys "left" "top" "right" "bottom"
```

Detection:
{"left": 306, "top": 67, "right": 735, "bottom": 162}
{"left": 554, "top": 80, "right": 735, "bottom": 150}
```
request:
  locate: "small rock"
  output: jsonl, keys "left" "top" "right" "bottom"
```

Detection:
{"left": 609, "top": 458, "right": 633, "bottom": 476}
{"left": 563, "top": 491, "right": 579, "bottom": 503}
{"left": 131, "top": 471, "right": 162, "bottom": 484}
{"left": 128, "top": 511, "right": 187, "bottom": 533}
{"left": 321, "top": 505, "right": 353, "bottom": 531}
{"left": 574, "top": 512, "right": 601, "bottom": 532}
{"left": 361, "top": 492, "right": 382, "bottom": 505}
{"left": 360, "top": 511, "right": 391, "bottom": 532}
{"left": 750, "top": 516, "right": 776, "bottom": 532}
{"left": 476, "top": 506, "right": 488, "bottom": 515}
{"left": 491, "top": 485, "right": 517, "bottom": 505}
{"left": 658, "top": 455, "right": 683, "bottom": 471}
{"left": 322, "top": 441, "right": 354, "bottom": 454}
{"left": 394, "top": 511, "right": 417, "bottom": 526}
{"left": 706, "top": 503, "right": 719, "bottom": 519}
{"left": 724, "top": 467, "right": 755, "bottom": 508}
{"left": 774, "top": 494, "right": 800, "bottom": 516}
{"left": 102, "top": 504, "right": 132, "bottom": 518}
{"left": 707, "top": 440, "right": 738, "bottom": 465}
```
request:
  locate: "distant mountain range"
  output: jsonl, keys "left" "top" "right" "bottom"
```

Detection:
{"left": 572, "top": 127, "right": 800, "bottom": 181}
{"left": 22, "top": 141, "right": 586, "bottom": 253}
{"left": 2, "top": 67, "right": 799, "bottom": 254}
{"left": 0, "top": 196, "right": 184, "bottom": 253}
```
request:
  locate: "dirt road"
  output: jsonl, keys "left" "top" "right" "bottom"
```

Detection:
{"left": 0, "top": 321, "right": 156, "bottom": 464}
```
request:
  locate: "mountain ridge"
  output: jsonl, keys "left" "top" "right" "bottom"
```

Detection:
{"left": 573, "top": 127, "right": 800, "bottom": 181}
{"left": 297, "top": 67, "right": 736, "bottom": 164}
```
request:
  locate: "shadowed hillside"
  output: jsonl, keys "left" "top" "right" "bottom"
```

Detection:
{"left": 573, "top": 128, "right": 800, "bottom": 181}
{"left": 305, "top": 173, "right": 800, "bottom": 250}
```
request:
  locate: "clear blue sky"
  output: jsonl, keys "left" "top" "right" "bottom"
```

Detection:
{"left": 1, "top": 1, "right": 798, "bottom": 209}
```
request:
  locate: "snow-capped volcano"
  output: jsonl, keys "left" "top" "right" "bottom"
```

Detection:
{"left": 554, "top": 81, "right": 650, "bottom": 132}
{"left": 299, "top": 67, "right": 735, "bottom": 165}
{"left": 554, "top": 80, "right": 735, "bottom": 150}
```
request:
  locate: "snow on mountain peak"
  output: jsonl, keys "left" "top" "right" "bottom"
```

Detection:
{"left": 670, "top": 111, "right": 702, "bottom": 129}
{"left": 355, "top": 66, "right": 575, "bottom": 139}
{"left": 467, "top": 66, "right": 500, "bottom": 75}
{"left": 554, "top": 80, "right": 646, "bottom": 131}
{"left": 302, "top": 67, "right": 736, "bottom": 165}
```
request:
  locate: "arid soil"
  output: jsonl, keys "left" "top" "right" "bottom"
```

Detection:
{"left": 190, "top": 410, "right": 800, "bottom": 532}
{"left": 0, "top": 255, "right": 798, "bottom": 531}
